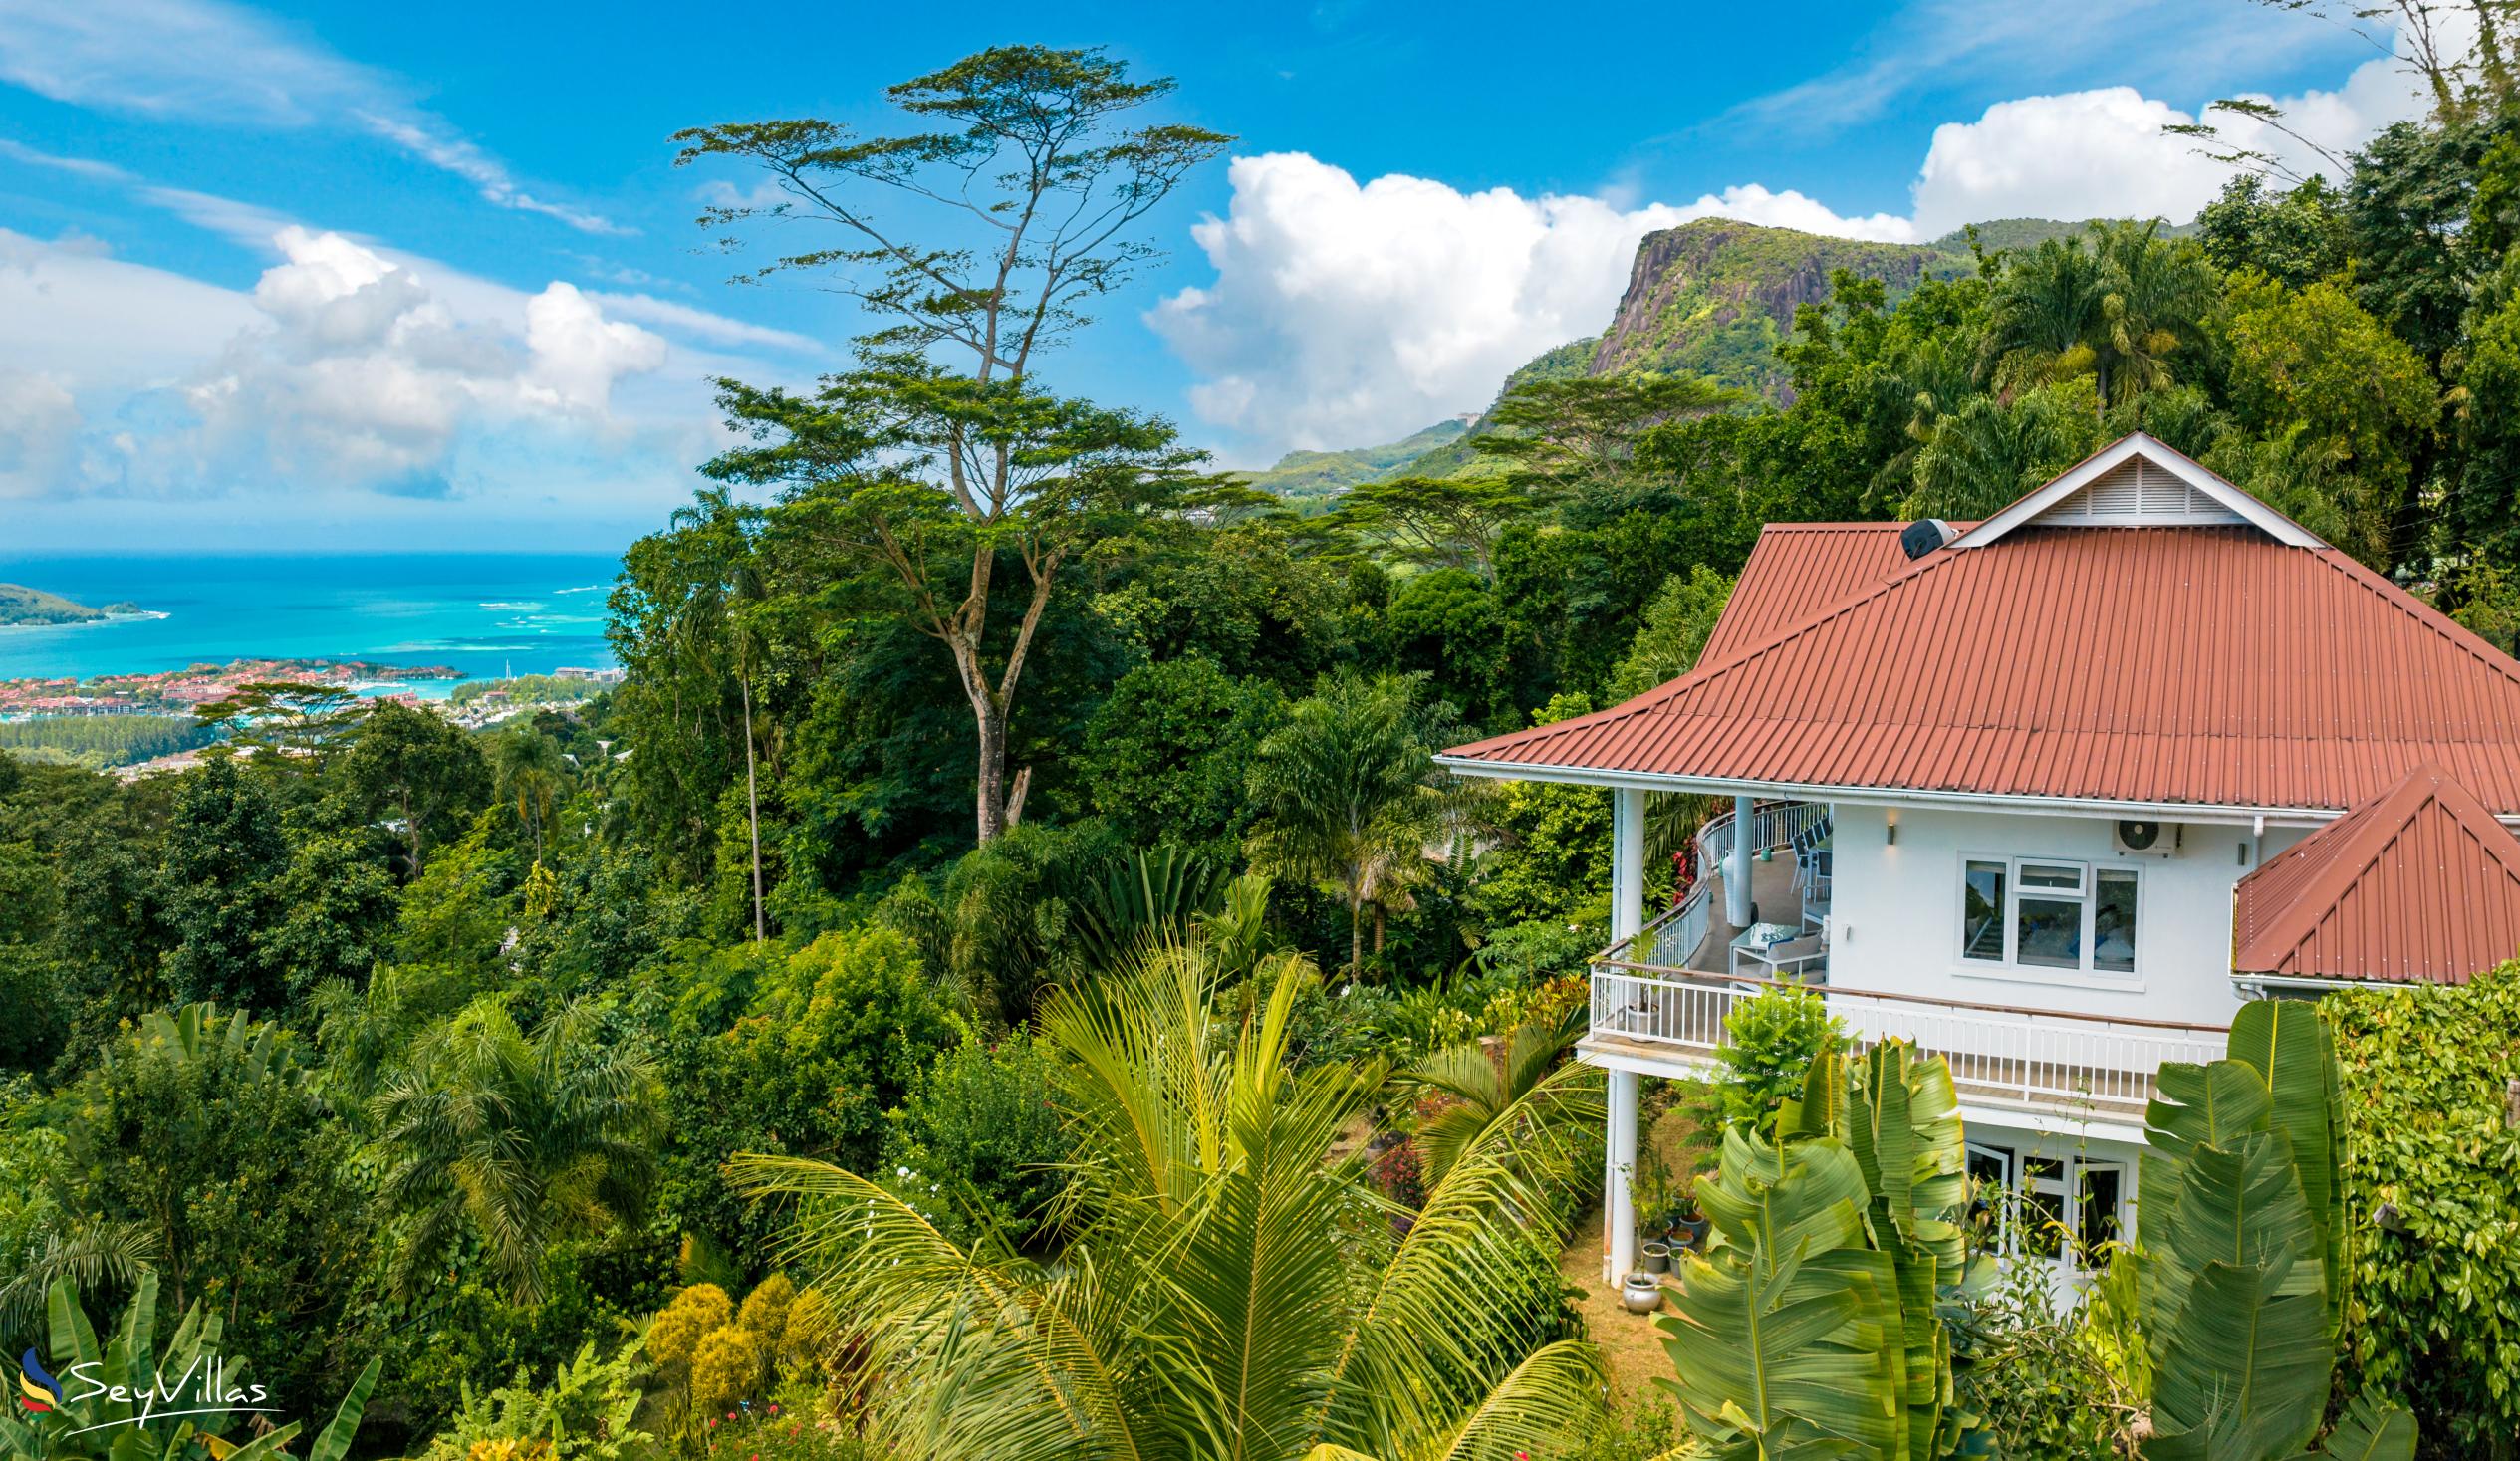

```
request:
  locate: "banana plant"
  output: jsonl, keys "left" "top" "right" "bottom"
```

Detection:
{"left": 1658, "top": 1040, "right": 1983, "bottom": 1460}
{"left": 0, "top": 1275, "right": 378, "bottom": 1461}
{"left": 2135, "top": 1001, "right": 2410, "bottom": 1461}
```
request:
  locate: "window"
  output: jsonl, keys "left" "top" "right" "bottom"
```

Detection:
{"left": 2015, "top": 862, "right": 2087, "bottom": 969}
{"left": 2094, "top": 870, "right": 2140, "bottom": 974}
{"left": 1974, "top": 1149, "right": 2126, "bottom": 1277}
{"left": 1966, "top": 1142, "right": 2014, "bottom": 1247}
{"left": 2077, "top": 1163, "right": 2125, "bottom": 1261}
{"left": 1962, "top": 861, "right": 2006, "bottom": 961}
{"left": 1957, "top": 855, "right": 2141, "bottom": 977}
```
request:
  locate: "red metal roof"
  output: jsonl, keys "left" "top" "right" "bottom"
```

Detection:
{"left": 1445, "top": 523, "right": 2520, "bottom": 814}
{"left": 1699, "top": 523, "right": 1973, "bottom": 663}
{"left": 2232, "top": 764, "right": 2520, "bottom": 982}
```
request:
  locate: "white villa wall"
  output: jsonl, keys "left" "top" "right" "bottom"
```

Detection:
{"left": 1824, "top": 803, "right": 2278, "bottom": 1031}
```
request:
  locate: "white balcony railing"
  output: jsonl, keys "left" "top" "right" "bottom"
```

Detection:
{"left": 1588, "top": 967, "right": 2227, "bottom": 1113}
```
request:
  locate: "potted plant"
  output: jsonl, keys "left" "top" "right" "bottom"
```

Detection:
{"left": 1672, "top": 1176, "right": 1711, "bottom": 1251}
{"left": 1621, "top": 1270, "right": 1662, "bottom": 1314}
{"left": 1638, "top": 1238, "right": 1671, "bottom": 1274}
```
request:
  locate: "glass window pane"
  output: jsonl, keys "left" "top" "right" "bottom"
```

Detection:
{"left": 2021, "top": 1188, "right": 2066, "bottom": 1259}
{"left": 2021, "top": 1157, "right": 2066, "bottom": 1260}
{"left": 1962, "top": 860, "right": 2007, "bottom": 961}
{"left": 2016, "top": 896, "right": 2084, "bottom": 968}
{"left": 2019, "top": 861, "right": 2086, "bottom": 891}
{"left": 2078, "top": 1165, "right": 2124, "bottom": 1261}
{"left": 2094, "top": 870, "right": 2139, "bottom": 974}
{"left": 1966, "top": 1145, "right": 2013, "bottom": 1248}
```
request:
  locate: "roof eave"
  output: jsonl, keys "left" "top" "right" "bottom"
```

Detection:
{"left": 1431, "top": 755, "right": 2344, "bottom": 827}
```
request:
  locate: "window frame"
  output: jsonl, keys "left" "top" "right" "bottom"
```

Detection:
{"left": 1953, "top": 852, "right": 2142, "bottom": 980}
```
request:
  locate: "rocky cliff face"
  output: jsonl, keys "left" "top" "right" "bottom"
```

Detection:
{"left": 1587, "top": 219, "right": 1971, "bottom": 394}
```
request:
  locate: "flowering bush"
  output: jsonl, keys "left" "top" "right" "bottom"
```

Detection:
{"left": 876, "top": 1030, "right": 1073, "bottom": 1251}
{"left": 701, "top": 1401, "right": 868, "bottom": 1461}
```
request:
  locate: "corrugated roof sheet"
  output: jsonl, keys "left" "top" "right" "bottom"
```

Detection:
{"left": 2231, "top": 764, "right": 2520, "bottom": 982}
{"left": 1699, "top": 522, "right": 1973, "bottom": 663}
{"left": 1446, "top": 523, "right": 2520, "bottom": 814}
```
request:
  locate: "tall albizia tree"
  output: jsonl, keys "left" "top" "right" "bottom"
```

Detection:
{"left": 735, "top": 945, "right": 1606, "bottom": 1461}
{"left": 675, "top": 47, "right": 1230, "bottom": 844}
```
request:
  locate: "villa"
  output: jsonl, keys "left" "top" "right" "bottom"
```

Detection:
{"left": 1438, "top": 432, "right": 2520, "bottom": 1291}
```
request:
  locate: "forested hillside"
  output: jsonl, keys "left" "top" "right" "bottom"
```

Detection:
{"left": 4, "top": 31, "right": 2520, "bottom": 1461}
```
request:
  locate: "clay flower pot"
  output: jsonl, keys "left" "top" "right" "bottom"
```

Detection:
{"left": 1621, "top": 1271, "right": 1662, "bottom": 1314}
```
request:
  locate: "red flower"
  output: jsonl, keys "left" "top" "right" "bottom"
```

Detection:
{"left": 707, "top": 1419, "right": 719, "bottom": 1429}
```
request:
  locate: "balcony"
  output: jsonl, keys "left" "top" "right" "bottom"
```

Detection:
{"left": 1583, "top": 801, "right": 2228, "bottom": 1125}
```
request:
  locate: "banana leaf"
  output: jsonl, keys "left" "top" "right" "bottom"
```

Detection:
{"left": 2142, "top": 1260, "right": 2329, "bottom": 1460}
{"left": 1658, "top": 1138, "right": 1902, "bottom": 1457}
{"left": 2223, "top": 1000, "right": 2346, "bottom": 1339}
{"left": 2311, "top": 1390, "right": 2416, "bottom": 1461}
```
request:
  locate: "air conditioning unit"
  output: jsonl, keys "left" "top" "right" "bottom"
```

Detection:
{"left": 2112, "top": 820, "right": 2181, "bottom": 857}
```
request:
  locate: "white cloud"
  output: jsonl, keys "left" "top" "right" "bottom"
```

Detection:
{"left": 0, "top": 368, "right": 81, "bottom": 498}
{"left": 0, "top": 217, "right": 710, "bottom": 507}
{"left": 525, "top": 282, "right": 668, "bottom": 412}
{"left": 1908, "top": 53, "right": 2428, "bottom": 236}
{"left": 0, "top": 0, "right": 625, "bottom": 234}
{"left": 587, "top": 291, "right": 823, "bottom": 354}
{"left": 1149, "top": 153, "right": 1914, "bottom": 457}
{"left": 1160, "top": 22, "right": 2441, "bottom": 460}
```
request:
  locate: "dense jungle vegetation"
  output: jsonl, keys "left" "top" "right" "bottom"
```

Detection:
{"left": 6, "top": 21, "right": 2520, "bottom": 1461}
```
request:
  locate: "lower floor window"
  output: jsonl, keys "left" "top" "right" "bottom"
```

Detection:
{"left": 1966, "top": 1142, "right": 2125, "bottom": 1270}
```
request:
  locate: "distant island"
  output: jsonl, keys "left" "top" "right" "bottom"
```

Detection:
{"left": 0, "top": 582, "right": 149, "bottom": 626}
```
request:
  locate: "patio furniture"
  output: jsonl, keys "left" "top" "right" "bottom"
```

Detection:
{"left": 1729, "top": 921, "right": 1826, "bottom": 980}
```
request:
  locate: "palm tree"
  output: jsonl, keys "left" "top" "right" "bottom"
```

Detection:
{"left": 735, "top": 946, "right": 1607, "bottom": 1461}
{"left": 1245, "top": 671, "right": 1458, "bottom": 977}
{"left": 1400, "top": 1008, "right": 1586, "bottom": 1187}
{"left": 373, "top": 997, "right": 661, "bottom": 1302}
{"left": 1978, "top": 226, "right": 2215, "bottom": 419}
{"left": 492, "top": 725, "right": 568, "bottom": 861}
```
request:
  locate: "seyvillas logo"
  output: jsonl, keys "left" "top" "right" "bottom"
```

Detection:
{"left": 14, "top": 1350, "right": 275, "bottom": 1436}
{"left": 17, "top": 1349, "right": 60, "bottom": 1414}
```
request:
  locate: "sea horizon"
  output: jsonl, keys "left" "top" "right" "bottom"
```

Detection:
{"left": 0, "top": 552, "right": 626, "bottom": 692}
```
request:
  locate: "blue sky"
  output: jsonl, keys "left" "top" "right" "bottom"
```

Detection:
{"left": 0, "top": 0, "right": 2427, "bottom": 550}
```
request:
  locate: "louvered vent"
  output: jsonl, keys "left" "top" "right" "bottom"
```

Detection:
{"left": 2041, "top": 455, "right": 2244, "bottom": 526}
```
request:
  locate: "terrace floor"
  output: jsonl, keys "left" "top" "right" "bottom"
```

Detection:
{"left": 1678, "top": 852, "right": 1815, "bottom": 975}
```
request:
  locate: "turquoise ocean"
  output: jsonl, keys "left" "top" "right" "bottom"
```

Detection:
{"left": 0, "top": 554, "right": 624, "bottom": 695}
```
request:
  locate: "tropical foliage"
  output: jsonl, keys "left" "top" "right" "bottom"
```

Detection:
{"left": 735, "top": 943, "right": 1605, "bottom": 1461}
{"left": 3, "top": 24, "right": 2520, "bottom": 1461}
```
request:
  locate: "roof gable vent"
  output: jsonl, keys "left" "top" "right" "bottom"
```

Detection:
{"left": 2040, "top": 454, "right": 2244, "bottom": 527}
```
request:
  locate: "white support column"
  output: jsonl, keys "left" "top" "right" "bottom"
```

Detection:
{"left": 1611, "top": 787, "right": 1646, "bottom": 945}
{"left": 1604, "top": 1068, "right": 1638, "bottom": 1284}
{"left": 1726, "top": 793, "right": 1756, "bottom": 928}
{"left": 1605, "top": 787, "right": 1646, "bottom": 1286}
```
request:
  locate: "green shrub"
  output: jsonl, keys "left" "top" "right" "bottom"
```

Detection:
{"left": 877, "top": 1031, "right": 1073, "bottom": 1250}
{"left": 690, "top": 1324, "right": 768, "bottom": 1420}
{"left": 2327, "top": 967, "right": 2520, "bottom": 1456}
{"left": 647, "top": 1283, "right": 734, "bottom": 1374}
{"left": 1952, "top": 1257, "right": 2130, "bottom": 1459}
{"left": 417, "top": 1338, "right": 651, "bottom": 1461}
{"left": 1712, "top": 985, "right": 1844, "bottom": 1128}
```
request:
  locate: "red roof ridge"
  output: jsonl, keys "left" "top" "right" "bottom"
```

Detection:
{"left": 2306, "top": 546, "right": 2520, "bottom": 693}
